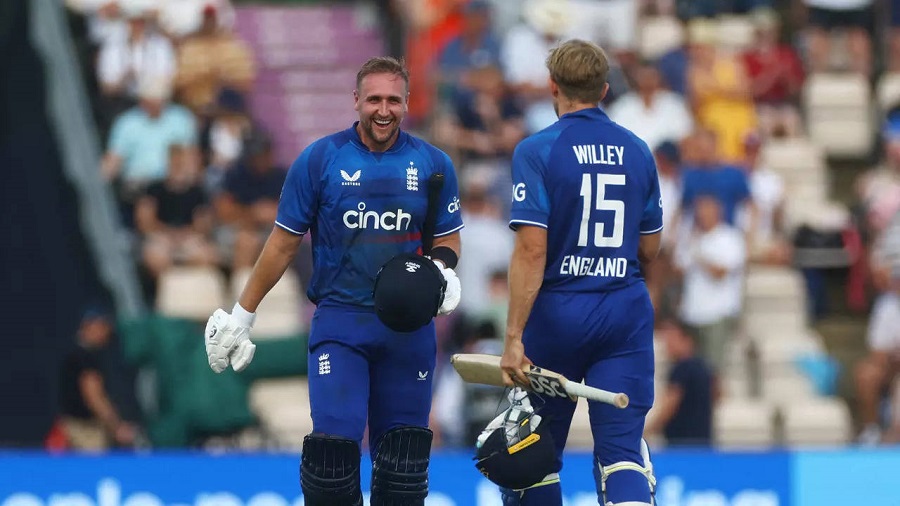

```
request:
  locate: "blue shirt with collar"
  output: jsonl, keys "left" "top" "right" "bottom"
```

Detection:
{"left": 510, "top": 107, "right": 663, "bottom": 293}
{"left": 277, "top": 123, "right": 464, "bottom": 306}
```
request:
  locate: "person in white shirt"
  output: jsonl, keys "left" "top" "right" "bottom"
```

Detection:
{"left": 739, "top": 133, "right": 792, "bottom": 265}
{"left": 96, "top": 6, "right": 176, "bottom": 99}
{"left": 500, "top": 0, "right": 570, "bottom": 133}
{"left": 457, "top": 184, "right": 513, "bottom": 316}
{"left": 854, "top": 281, "right": 900, "bottom": 446}
{"left": 607, "top": 60, "right": 693, "bottom": 151}
{"left": 674, "top": 194, "right": 747, "bottom": 373}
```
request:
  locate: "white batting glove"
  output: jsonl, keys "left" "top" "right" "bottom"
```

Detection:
{"left": 432, "top": 260, "right": 461, "bottom": 314}
{"left": 205, "top": 303, "right": 257, "bottom": 373}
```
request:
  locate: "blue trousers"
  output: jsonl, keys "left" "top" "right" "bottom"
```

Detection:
{"left": 306, "top": 302, "right": 436, "bottom": 458}
{"left": 507, "top": 283, "right": 655, "bottom": 505}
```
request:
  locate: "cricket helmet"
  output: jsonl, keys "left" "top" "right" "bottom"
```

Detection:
{"left": 373, "top": 252, "right": 446, "bottom": 332}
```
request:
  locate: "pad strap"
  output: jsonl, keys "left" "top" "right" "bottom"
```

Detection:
{"left": 370, "top": 426, "right": 433, "bottom": 506}
{"left": 300, "top": 434, "right": 362, "bottom": 506}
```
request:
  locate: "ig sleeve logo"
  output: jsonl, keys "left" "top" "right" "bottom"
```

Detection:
{"left": 513, "top": 183, "right": 526, "bottom": 202}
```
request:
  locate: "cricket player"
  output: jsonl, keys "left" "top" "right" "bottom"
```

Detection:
{"left": 500, "top": 40, "right": 663, "bottom": 506}
{"left": 204, "top": 57, "right": 464, "bottom": 506}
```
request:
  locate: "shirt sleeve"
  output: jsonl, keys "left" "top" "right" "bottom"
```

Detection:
{"left": 667, "top": 361, "right": 689, "bottom": 387}
{"left": 275, "top": 146, "right": 319, "bottom": 235}
{"left": 433, "top": 149, "right": 465, "bottom": 237}
{"left": 509, "top": 140, "right": 550, "bottom": 230}
{"left": 640, "top": 143, "right": 664, "bottom": 234}
{"left": 107, "top": 114, "right": 131, "bottom": 156}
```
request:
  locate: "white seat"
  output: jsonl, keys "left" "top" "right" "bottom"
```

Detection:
{"left": 249, "top": 377, "right": 313, "bottom": 450}
{"left": 714, "top": 399, "right": 776, "bottom": 449}
{"left": 876, "top": 72, "right": 900, "bottom": 112}
{"left": 760, "top": 369, "right": 817, "bottom": 404}
{"left": 156, "top": 266, "right": 228, "bottom": 320}
{"left": 803, "top": 73, "right": 873, "bottom": 158}
{"left": 744, "top": 266, "right": 805, "bottom": 299}
{"left": 760, "top": 138, "right": 826, "bottom": 175}
{"left": 715, "top": 15, "right": 755, "bottom": 51}
{"left": 781, "top": 397, "right": 852, "bottom": 447}
{"left": 232, "top": 267, "right": 307, "bottom": 338}
{"left": 638, "top": 16, "right": 684, "bottom": 59}
{"left": 742, "top": 312, "right": 808, "bottom": 342}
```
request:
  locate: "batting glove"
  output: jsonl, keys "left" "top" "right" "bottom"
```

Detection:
{"left": 432, "top": 260, "right": 461, "bottom": 314}
{"left": 205, "top": 303, "right": 256, "bottom": 373}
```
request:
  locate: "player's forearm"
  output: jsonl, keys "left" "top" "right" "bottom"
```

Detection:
{"left": 505, "top": 234, "right": 546, "bottom": 342}
{"left": 238, "top": 226, "right": 303, "bottom": 312}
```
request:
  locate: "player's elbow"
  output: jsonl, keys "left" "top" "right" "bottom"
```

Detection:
{"left": 638, "top": 233, "right": 662, "bottom": 264}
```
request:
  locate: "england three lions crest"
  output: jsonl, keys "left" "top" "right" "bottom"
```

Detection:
{"left": 406, "top": 161, "right": 418, "bottom": 191}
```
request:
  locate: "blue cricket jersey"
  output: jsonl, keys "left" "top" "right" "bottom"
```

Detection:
{"left": 509, "top": 107, "right": 663, "bottom": 293}
{"left": 276, "top": 123, "right": 464, "bottom": 306}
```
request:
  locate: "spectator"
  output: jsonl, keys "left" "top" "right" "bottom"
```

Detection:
{"left": 435, "top": 0, "right": 502, "bottom": 102}
{"left": 214, "top": 133, "right": 286, "bottom": 271}
{"left": 102, "top": 78, "right": 197, "bottom": 225}
{"left": 856, "top": 115, "right": 900, "bottom": 241}
{"left": 96, "top": 5, "right": 176, "bottom": 104}
{"left": 674, "top": 195, "right": 747, "bottom": 372}
{"left": 802, "top": 0, "right": 873, "bottom": 77}
{"left": 201, "top": 88, "right": 260, "bottom": 192}
{"left": 135, "top": 145, "right": 219, "bottom": 282}
{"left": 432, "top": 66, "right": 525, "bottom": 163}
{"left": 740, "top": 133, "right": 792, "bottom": 265}
{"left": 644, "top": 319, "right": 714, "bottom": 447}
{"left": 501, "top": 0, "right": 570, "bottom": 133}
{"left": 455, "top": 183, "right": 513, "bottom": 317}
{"left": 174, "top": 3, "right": 256, "bottom": 114}
{"left": 742, "top": 8, "right": 805, "bottom": 138}
{"left": 394, "top": 0, "right": 467, "bottom": 126}
{"left": 607, "top": 59, "right": 694, "bottom": 151}
{"left": 679, "top": 128, "right": 754, "bottom": 228}
{"left": 646, "top": 141, "right": 683, "bottom": 319}
{"left": 686, "top": 18, "right": 757, "bottom": 163}
{"left": 158, "top": 0, "right": 236, "bottom": 40}
{"left": 854, "top": 266, "right": 900, "bottom": 446}
{"left": 58, "top": 308, "right": 137, "bottom": 451}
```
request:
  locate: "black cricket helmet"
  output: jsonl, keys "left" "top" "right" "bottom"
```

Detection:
{"left": 474, "top": 410, "right": 557, "bottom": 490}
{"left": 373, "top": 252, "right": 446, "bottom": 332}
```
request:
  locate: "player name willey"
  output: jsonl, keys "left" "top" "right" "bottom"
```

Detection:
{"left": 565, "top": 142, "right": 627, "bottom": 278}
{"left": 572, "top": 143, "right": 624, "bottom": 166}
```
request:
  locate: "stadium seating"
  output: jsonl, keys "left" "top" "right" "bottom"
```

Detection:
{"left": 803, "top": 73, "right": 873, "bottom": 158}
{"left": 156, "top": 266, "right": 228, "bottom": 321}
{"left": 638, "top": 16, "right": 684, "bottom": 59}
{"left": 231, "top": 267, "right": 308, "bottom": 338}
{"left": 249, "top": 377, "right": 313, "bottom": 450}
{"left": 781, "top": 397, "right": 853, "bottom": 447}
{"left": 714, "top": 399, "right": 777, "bottom": 448}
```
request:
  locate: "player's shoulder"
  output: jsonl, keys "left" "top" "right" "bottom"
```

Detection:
{"left": 292, "top": 128, "right": 355, "bottom": 167}
{"left": 513, "top": 124, "right": 563, "bottom": 161}
{"left": 601, "top": 115, "right": 655, "bottom": 163}
{"left": 404, "top": 131, "right": 454, "bottom": 168}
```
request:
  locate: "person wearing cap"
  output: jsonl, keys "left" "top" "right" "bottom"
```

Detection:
{"left": 58, "top": 308, "right": 137, "bottom": 450}
{"left": 501, "top": 0, "right": 572, "bottom": 133}
{"left": 204, "top": 57, "right": 462, "bottom": 506}
{"left": 214, "top": 131, "right": 287, "bottom": 270}
{"left": 174, "top": 2, "right": 255, "bottom": 114}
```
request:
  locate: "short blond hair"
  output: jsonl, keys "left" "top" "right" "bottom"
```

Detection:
{"left": 356, "top": 56, "right": 410, "bottom": 92}
{"left": 546, "top": 39, "right": 609, "bottom": 104}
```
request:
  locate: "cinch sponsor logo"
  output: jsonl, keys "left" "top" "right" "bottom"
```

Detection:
{"left": 342, "top": 202, "right": 412, "bottom": 231}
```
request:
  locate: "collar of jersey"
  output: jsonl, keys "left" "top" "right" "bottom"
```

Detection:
{"left": 347, "top": 121, "right": 409, "bottom": 154}
{"left": 559, "top": 106, "right": 609, "bottom": 122}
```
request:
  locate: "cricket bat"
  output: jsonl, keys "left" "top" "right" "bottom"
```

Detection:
{"left": 450, "top": 353, "right": 629, "bottom": 409}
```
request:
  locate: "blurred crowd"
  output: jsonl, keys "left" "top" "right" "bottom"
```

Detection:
{"left": 58, "top": 0, "right": 900, "bottom": 451}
